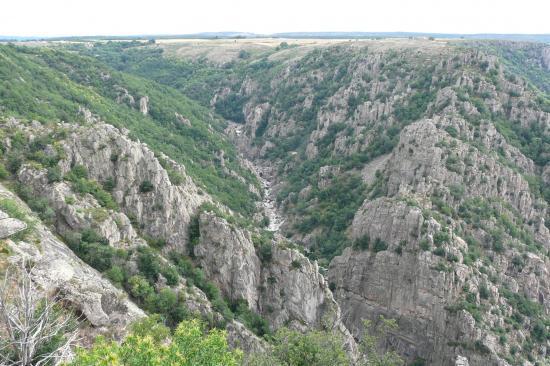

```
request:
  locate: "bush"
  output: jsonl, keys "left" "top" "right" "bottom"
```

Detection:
{"left": 372, "top": 238, "right": 388, "bottom": 253}
{"left": 127, "top": 275, "right": 155, "bottom": 300}
{"left": 419, "top": 239, "right": 431, "bottom": 251}
{"left": 231, "top": 300, "right": 271, "bottom": 337}
{"left": 479, "top": 283, "right": 490, "bottom": 300}
{"left": 168, "top": 170, "right": 184, "bottom": 185}
{"left": 68, "top": 319, "right": 242, "bottom": 366}
{"left": 67, "top": 170, "right": 118, "bottom": 209}
{"left": 433, "top": 247, "right": 446, "bottom": 257}
{"left": 449, "top": 184, "right": 465, "bottom": 200}
{"left": 290, "top": 260, "right": 302, "bottom": 269}
{"left": 105, "top": 265, "right": 126, "bottom": 285}
{"left": 102, "top": 177, "right": 115, "bottom": 191}
{"left": 6, "top": 153, "right": 23, "bottom": 174}
{"left": 353, "top": 234, "right": 370, "bottom": 250}
{"left": 139, "top": 180, "right": 154, "bottom": 193}
{"left": 258, "top": 241, "right": 273, "bottom": 263}
{"left": 137, "top": 247, "right": 162, "bottom": 282}
{"left": 46, "top": 166, "right": 62, "bottom": 183}
{"left": 160, "top": 266, "right": 180, "bottom": 286}
{"left": 0, "top": 163, "right": 8, "bottom": 179}
{"left": 433, "top": 231, "right": 450, "bottom": 246}
{"left": 66, "top": 164, "right": 88, "bottom": 180}
{"left": 269, "top": 327, "right": 350, "bottom": 366}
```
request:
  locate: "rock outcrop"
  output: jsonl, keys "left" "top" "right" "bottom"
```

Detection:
{"left": 195, "top": 212, "right": 358, "bottom": 358}
{"left": 57, "top": 122, "right": 209, "bottom": 253}
{"left": 139, "top": 96, "right": 149, "bottom": 115}
{"left": 0, "top": 183, "right": 145, "bottom": 339}
{"left": 0, "top": 215, "right": 26, "bottom": 239}
{"left": 329, "top": 118, "right": 549, "bottom": 365}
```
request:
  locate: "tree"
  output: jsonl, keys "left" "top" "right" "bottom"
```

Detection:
{"left": 0, "top": 261, "right": 78, "bottom": 366}
{"left": 68, "top": 319, "right": 242, "bottom": 366}
{"left": 268, "top": 327, "right": 349, "bottom": 366}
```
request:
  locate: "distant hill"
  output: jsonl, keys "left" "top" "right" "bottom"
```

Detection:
{"left": 2, "top": 32, "right": 549, "bottom": 43}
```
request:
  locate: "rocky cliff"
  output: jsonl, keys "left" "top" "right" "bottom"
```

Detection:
{"left": 0, "top": 183, "right": 145, "bottom": 341}
{"left": 0, "top": 115, "right": 357, "bottom": 359}
{"left": 158, "top": 40, "right": 549, "bottom": 365}
{"left": 0, "top": 39, "right": 548, "bottom": 365}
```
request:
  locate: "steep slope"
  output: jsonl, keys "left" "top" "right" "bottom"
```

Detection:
{"left": 0, "top": 44, "right": 259, "bottom": 216}
{"left": 0, "top": 116, "right": 357, "bottom": 359}
{"left": 0, "top": 182, "right": 145, "bottom": 342}
{"left": 85, "top": 39, "right": 550, "bottom": 365}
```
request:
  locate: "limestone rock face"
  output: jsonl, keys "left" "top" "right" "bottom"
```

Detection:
{"left": 195, "top": 212, "right": 261, "bottom": 309}
{"left": 329, "top": 118, "right": 549, "bottom": 365}
{"left": 0, "top": 183, "right": 144, "bottom": 337}
{"left": 139, "top": 96, "right": 149, "bottom": 115}
{"left": 194, "top": 212, "right": 358, "bottom": 359}
{"left": 0, "top": 214, "right": 26, "bottom": 239}
{"left": 226, "top": 321, "right": 268, "bottom": 355}
{"left": 57, "top": 122, "right": 209, "bottom": 253}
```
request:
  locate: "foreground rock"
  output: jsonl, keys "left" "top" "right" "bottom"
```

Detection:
{"left": 0, "top": 183, "right": 145, "bottom": 340}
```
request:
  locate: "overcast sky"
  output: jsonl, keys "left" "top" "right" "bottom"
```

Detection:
{"left": 1, "top": 0, "right": 549, "bottom": 37}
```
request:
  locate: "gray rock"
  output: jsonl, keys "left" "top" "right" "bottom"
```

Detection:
{"left": 0, "top": 183, "right": 144, "bottom": 337}
{"left": 139, "top": 96, "right": 149, "bottom": 115}
{"left": 0, "top": 217, "right": 27, "bottom": 239}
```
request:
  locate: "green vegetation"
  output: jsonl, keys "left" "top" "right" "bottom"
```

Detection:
{"left": 139, "top": 180, "right": 154, "bottom": 193}
{"left": 353, "top": 234, "right": 370, "bottom": 250}
{"left": 265, "top": 327, "right": 350, "bottom": 366}
{"left": 65, "top": 165, "right": 118, "bottom": 210}
{"left": 372, "top": 238, "right": 388, "bottom": 253}
{"left": 0, "top": 44, "right": 259, "bottom": 215}
{"left": 68, "top": 318, "right": 242, "bottom": 366}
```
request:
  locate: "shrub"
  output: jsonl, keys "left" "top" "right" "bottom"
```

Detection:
{"left": 0, "top": 163, "right": 8, "bottom": 179}
{"left": 269, "top": 327, "right": 350, "bottom": 366}
{"left": 137, "top": 247, "right": 162, "bottom": 282}
{"left": 353, "top": 234, "right": 370, "bottom": 250}
{"left": 291, "top": 260, "right": 302, "bottom": 269}
{"left": 433, "top": 231, "right": 450, "bottom": 246}
{"left": 168, "top": 170, "right": 184, "bottom": 185}
{"left": 145, "top": 235, "right": 167, "bottom": 249}
{"left": 449, "top": 184, "right": 465, "bottom": 200}
{"left": 102, "top": 177, "right": 115, "bottom": 191}
{"left": 532, "top": 320, "right": 548, "bottom": 342}
{"left": 231, "top": 300, "right": 271, "bottom": 337}
{"left": 47, "top": 166, "right": 62, "bottom": 183}
{"left": 419, "top": 239, "right": 431, "bottom": 251}
{"left": 444, "top": 126, "right": 458, "bottom": 138}
{"left": 66, "top": 164, "right": 88, "bottom": 180}
{"left": 105, "top": 265, "right": 126, "bottom": 285}
{"left": 258, "top": 241, "right": 273, "bottom": 263}
{"left": 433, "top": 247, "right": 446, "bottom": 257}
{"left": 479, "top": 283, "right": 490, "bottom": 300}
{"left": 6, "top": 153, "right": 23, "bottom": 174}
{"left": 372, "top": 238, "right": 388, "bottom": 253}
{"left": 139, "top": 180, "right": 154, "bottom": 193}
{"left": 160, "top": 266, "right": 180, "bottom": 286}
{"left": 68, "top": 319, "right": 242, "bottom": 366}
{"left": 511, "top": 255, "right": 524, "bottom": 268}
{"left": 127, "top": 275, "right": 155, "bottom": 300}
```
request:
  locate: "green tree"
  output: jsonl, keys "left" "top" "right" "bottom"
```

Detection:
{"left": 269, "top": 327, "right": 350, "bottom": 366}
{"left": 67, "top": 319, "right": 242, "bottom": 366}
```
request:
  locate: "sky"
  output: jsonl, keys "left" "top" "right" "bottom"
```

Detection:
{"left": 1, "top": 0, "right": 549, "bottom": 37}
